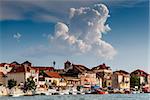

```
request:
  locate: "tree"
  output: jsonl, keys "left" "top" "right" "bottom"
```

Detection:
{"left": 7, "top": 79, "right": 17, "bottom": 89}
{"left": 53, "top": 61, "right": 56, "bottom": 68}
{"left": 130, "top": 76, "right": 140, "bottom": 88}
{"left": 52, "top": 80, "right": 57, "bottom": 86}
{"left": 24, "top": 77, "right": 36, "bottom": 92}
{"left": 39, "top": 70, "right": 45, "bottom": 76}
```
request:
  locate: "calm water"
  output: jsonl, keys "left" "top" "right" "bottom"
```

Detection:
{"left": 0, "top": 94, "right": 150, "bottom": 100}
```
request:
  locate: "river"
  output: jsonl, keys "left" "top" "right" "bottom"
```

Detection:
{"left": 0, "top": 93, "right": 150, "bottom": 100}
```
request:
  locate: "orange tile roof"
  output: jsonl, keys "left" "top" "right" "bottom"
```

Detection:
{"left": 91, "top": 63, "right": 111, "bottom": 70}
{"left": 9, "top": 66, "right": 37, "bottom": 73}
{"left": 114, "top": 70, "right": 129, "bottom": 75}
{"left": 32, "top": 66, "right": 54, "bottom": 71}
{"left": 45, "top": 71, "right": 62, "bottom": 78}
{"left": 131, "top": 69, "right": 148, "bottom": 77}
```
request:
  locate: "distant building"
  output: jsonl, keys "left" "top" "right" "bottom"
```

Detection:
{"left": 148, "top": 74, "right": 150, "bottom": 88}
{"left": 64, "top": 61, "right": 90, "bottom": 76}
{"left": 0, "top": 72, "right": 5, "bottom": 85}
{"left": 62, "top": 61, "right": 90, "bottom": 87}
{"left": 22, "top": 61, "right": 32, "bottom": 67}
{"left": 44, "top": 71, "right": 66, "bottom": 87}
{"left": 33, "top": 66, "right": 54, "bottom": 72}
{"left": 0, "top": 63, "right": 14, "bottom": 74}
{"left": 10, "top": 61, "right": 20, "bottom": 65}
{"left": 5, "top": 65, "right": 39, "bottom": 86}
{"left": 63, "top": 76, "right": 80, "bottom": 87}
{"left": 91, "top": 63, "right": 112, "bottom": 88}
{"left": 112, "top": 70, "right": 130, "bottom": 90}
{"left": 78, "top": 71, "right": 102, "bottom": 88}
{"left": 131, "top": 69, "right": 148, "bottom": 86}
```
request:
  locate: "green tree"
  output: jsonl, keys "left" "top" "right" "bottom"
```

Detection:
{"left": 52, "top": 80, "right": 57, "bottom": 86}
{"left": 24, "top": 77, "right": 36, "bottom": 91}
{"left": 39, "top": 70, "right": 45, "bottom": 76}
{"left": 130, "top": 76, "right": 140, "bottom": 88}
{"left": 7, "top": 79, "right": 17, "bottom": 89}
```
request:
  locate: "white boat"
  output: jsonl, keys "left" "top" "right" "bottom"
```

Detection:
{"left": 44, "top": 91, "right": 52, "bottom": 95}
{"left": 79, "top": 91, "right": 85, "bottom": 95}
{"left": 48, "top": 89, "right": 57, "bottom": 95}
{"left": 10, "top": 88, "right": 24, "bottom": 97}
{"left": 63, "top": 89, "right": 70, "bottom": 95}
{"left": 59, "top": 91, "right": 64, "bottom": 95}
{"left": 69, "top": 87, "right": 77, "bottom": 95}
{"left": 131, "top": 91, "right": 140, "bottom": 94}
{"left": 12, "top": 94, "right": 22, "bottom": 97}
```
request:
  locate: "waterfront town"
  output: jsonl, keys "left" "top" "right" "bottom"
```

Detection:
{"left": 0, "top": 61, "right": 150, "bottom": 97}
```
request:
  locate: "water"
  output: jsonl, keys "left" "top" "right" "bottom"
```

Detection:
{"left": 0, "top": 94, "right": 150, "bottom": 100}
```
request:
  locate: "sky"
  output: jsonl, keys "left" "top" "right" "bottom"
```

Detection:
{"left": 0, "top": 0, "right": 149, "bottom": 73}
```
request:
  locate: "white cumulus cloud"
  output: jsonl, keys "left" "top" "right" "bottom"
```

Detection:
{"left": 49, "top": 3, "right": 117, "bottom": 59}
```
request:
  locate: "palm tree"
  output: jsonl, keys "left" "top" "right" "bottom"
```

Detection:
{"left": 24, "top": 77, "right": 36, "bottom": 92}
{"left": 7, "top": 79, "right": 17, "bottom": 89}
{"left": 53, "top": 61, "right": 56, "bottom": 68}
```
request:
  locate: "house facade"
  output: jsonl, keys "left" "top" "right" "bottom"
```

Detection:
{"left": 112, "top": 70, "right": 130, "bottom": 90}
{"left": 91, "top": 63, "right": 112, "bottom": 88}
{"left": 0, "top": 63, "right": 14, "bottom": 75}
{"left": 5, "top": 65, "right": 39, "bottom": 86}
{"left": 148, "top": 74, "right": 150, "bottom": 88}
{"left": 78, "top": 72, "right": 102, "bottom": 88}
{"left": 131, "top": 69, "right": 148, "bottom": 87}
{"left": 45, "top": 72, "right": 66, "bottom": 87}
{"left": 0, "top": 72, "right": 5, "bottom": 85}
{"left": 62, "top": 61, "right": 91, "bottom": 87}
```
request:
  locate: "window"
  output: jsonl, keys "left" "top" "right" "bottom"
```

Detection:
{"left": 60, "top": 78, "right": 64, "bottom": 82}
{"left": 39, "top": 77, "right": 45, "bottom": 81}
{"left": 31, "top": 70, "right": 35, "bottom": 74}
{"left": 6, "top": 66, "right": 8, "bottom": 69}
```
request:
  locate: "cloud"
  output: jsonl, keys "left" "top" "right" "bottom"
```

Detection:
{"left": 13, "top": 32, "right": 21, "bottom": 41}
{"left": 0, "top": 0, "right": 146, "bottom": 22}
{"left": 49, "top": 4, "right": 117, "bottom": 59}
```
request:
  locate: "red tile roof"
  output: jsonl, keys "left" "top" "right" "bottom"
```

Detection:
{"left": 91, "top": 63, "right": 111, "bottom": 70}
{"left": 72, "top": 64, "right": 90, "bottom": 72}
{"left": 113, "top": 70, "right": 129, "bottom": 75}
{"left": 45, "top": 71, "right": 62, "bottom": 78}
{"left": 9, "top": 65, "right": 37, "bottom": 73}
{"left": 32, "top": 66, "right": 54, "bottom": 71}
{"left": 0, "top": 63, "right": 16, "bottom": 67}
{"left": 131, "top": 69, "right": 148, "bottom": 77}
{"left": 10, "top": 61, "right": 20, "bottom": 65}
{"left": 0, "top": 63, "right": 7, "bottom": 67}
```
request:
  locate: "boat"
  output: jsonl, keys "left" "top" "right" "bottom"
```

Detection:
{"left": 44, "top": 91, "right": 52, "bottom": 95}
{"left": 69, "top": 87, "right": 77, "bottom": 95}
{"left": 58, "top": 91, "right": 64, "bottom": 95}
{"left": 96, "top": 89, "right": 108, "bottom": 94}
{"left": 131, "top": 90, "right": 140, "bottom": 94}
{"left": 48, "top": 88, "right": 57, "bottom": 95}
{"left": 77, "top": 91, "right": 85, "bottom": 95}
{"left": 12, "top": 93, "right": 22, "bottom": 97}
{"left": 130, "top": 88, "right": 140, "bottom": 94}
{"left": 62, "top": 89, "right": 70, "bottom": 95}
{"left": 24, "top": 91, "right": 34, "bottom": 96}
{"left": 10, "top": 88, "right": 24, "bottom": 97}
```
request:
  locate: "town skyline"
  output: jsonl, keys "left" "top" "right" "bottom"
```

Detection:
{"left": 0, "top": 60, "right": 149, "bottom": 74}
{"left": 0, "top": 0, "right": 149, "bottom": 73}
{"left": 0, "top": 60, "right": 150, "bottom": 96}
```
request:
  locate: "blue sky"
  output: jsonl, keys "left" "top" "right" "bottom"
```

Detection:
{"left": 0, "top": 0, "right": 149, "bottom": 73}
